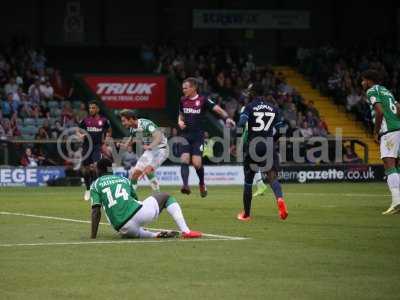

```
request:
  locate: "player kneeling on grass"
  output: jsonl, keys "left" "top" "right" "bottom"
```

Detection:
{"left": 90, "top": 158, "right": 202, "bottom": 239}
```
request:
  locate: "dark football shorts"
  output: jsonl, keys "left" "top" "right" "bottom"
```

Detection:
{"left": 243, "top": 138, "right": 280, "bottom": 173}
{"left": 179, "top": 132, "right": 204, "bottom": 156}
{"left": 82, "top": 145, "right": 102, "bottom": 166}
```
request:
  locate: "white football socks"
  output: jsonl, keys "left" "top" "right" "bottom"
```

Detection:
{"left": 166, "top": 203, "right": 190, "bottom": 233}
{"left": 387, "top": 172, "right": 400, "bottom": 207}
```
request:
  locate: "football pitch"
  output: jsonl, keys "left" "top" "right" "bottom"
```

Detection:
{"left": 0, "top": 183, "right": 399, "bottom": 300}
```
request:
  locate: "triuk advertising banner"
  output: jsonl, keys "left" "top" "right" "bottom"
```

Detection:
{"left": 193, "top": 10, "right": 310, "bottom": 29}
{"left": 0, "top": 167, "right": 66, "bottom": 187}
{"left": 83, "top": 75, "right": 166, "bottom": 109}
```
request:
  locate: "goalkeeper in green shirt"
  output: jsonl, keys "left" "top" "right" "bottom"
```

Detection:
{"left": 90, "top": 158, "right": 202, "bottom": 239}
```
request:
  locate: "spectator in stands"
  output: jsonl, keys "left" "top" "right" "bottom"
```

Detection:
{"left": 346, "top": 87, "right": 362, "bottom": 112}
{"left": 28, "top": 78, "right": 41, "bottom": 103}
{"left": 41, "top": 119, "right": 52, "bottom": 137}
{"left": 50, "top": 69, "right": 73, "bottom": 100}
{"left": 4, "top": 77, "right": 18, "bottom": 95}
{"left": 39, "top": 78, "right": 54, "bottom": 100}
{"left": 313, "top": 120, "right": 329, "bottom": 137}
{"left": 121, "top": 145, "right": 137, "bottom": 170}
{"left": 51, "top": 120, "right": 64, "bottom": 139}
{"left": 35, "top": 126, "right": 49, "bottom": 140}
{"left": 75, "top": 102, "right": 88, "bottom": 124}
{"left": 283, "top": 102, "right": 297, "bottom": 125}
{"left": 2, "top": 93, "right": 19, "bottom": 118}
{"left": 20, "top": 147, "right": 44, "bottom": 167}
{"left": 299, "top": 121, "right": 313, "bottom": 138}
{"left": 305, "top": 110, "right": 318, "bottom": 128}
{"left": 343, "top": 145, "right": 362, "bottom": 163}
{"left": 0, "top": 119, "right": 14, "bottom": 138}
{"left": 61, "top": 102, "right": 73, "bottom": 125}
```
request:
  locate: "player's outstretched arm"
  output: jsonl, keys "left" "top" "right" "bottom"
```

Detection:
{"left": 91, "top": 205, "right": 101, "bottom": 239}
{"left": 212, "top": 105, "right": 236, "bottom": 128}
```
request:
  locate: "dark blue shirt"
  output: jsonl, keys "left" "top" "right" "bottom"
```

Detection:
{"left": 238, "top": 98, "right": 283, "bottom": 141}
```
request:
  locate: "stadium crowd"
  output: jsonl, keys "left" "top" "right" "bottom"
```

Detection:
{"left": 151, "top": 43, "right": 329, "bottom": 138}
{"left": 296, "top": 44, "right": 399, "bottom": 133}
{"left": 0, "top": 38, "right": 87, "bottom": 166}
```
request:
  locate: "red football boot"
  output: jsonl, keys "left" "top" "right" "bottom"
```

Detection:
{"left": 236, "top": 211, "right": 251, "bottom": 221}
{"left": 277, "top": 198, "right": 288, "bottom": 220}
{"left": 182, "top": 231, "right": 202, "bottom": 238}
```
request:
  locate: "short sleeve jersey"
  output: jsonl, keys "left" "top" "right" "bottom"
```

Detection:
{"left": 366, "top": 84, "right": 400, "bottom": 135}
{"left": 179, "top": 94, "right": 216, "bottom": 133}
{"left": 129, "top": 118, "right": 168, "bottom": 148}
{"left": 90, "top": 174, "right": 141, "bottom": 230}
{"left": 79, "top": 116, "right": 110, "bottom": 147}
{"left": 240, "top": 98, "right": 282, "bottom": 142}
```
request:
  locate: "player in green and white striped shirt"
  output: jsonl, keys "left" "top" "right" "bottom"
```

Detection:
{"left": 119, "top": 110, "right": 169, "bottom": 193}
{"left": 362, "top": 69, "right": 400, "bottom": 215}
{"left": 90, "top": 158, "right": 202, "bottom": 239}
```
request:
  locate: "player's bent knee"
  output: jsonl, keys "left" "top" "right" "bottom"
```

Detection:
{"left": 144, "top": 166, "right": 155, "bottom": 174}
{"left": 132, "top": 170, "right": 143, "bottom": 180}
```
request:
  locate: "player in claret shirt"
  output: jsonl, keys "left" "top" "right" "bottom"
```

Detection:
{"left": 90, "top": 158, "right": 202, "bottom": 239}
{"left": 77, "top": 101, "right": 110, "bottom": 201}
{"left": 178, "top": 77, "right": 235, "bottom": 197}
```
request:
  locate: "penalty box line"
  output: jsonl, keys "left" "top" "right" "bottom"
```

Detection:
{"left": 0, "top": 211, "right": 249, "bottom": 244}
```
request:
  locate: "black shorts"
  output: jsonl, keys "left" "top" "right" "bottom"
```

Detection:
{"left": 179, "top": 133, "right": 204, "bottom": 156}
{"left": 243, "top": 139, "right": 280, "bottom": 173}
{"left": 82, "top": 145, "right": 102, "bottom": 166}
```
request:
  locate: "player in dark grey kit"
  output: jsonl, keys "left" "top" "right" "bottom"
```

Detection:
{"left": 178, "top": 77, "right": 235, "bottom": 197}
{"left": 77, "top": 101, "right": 110, "bottom": 201}
{"left": 237, "top": 83, "right": 288, "bottom": 221}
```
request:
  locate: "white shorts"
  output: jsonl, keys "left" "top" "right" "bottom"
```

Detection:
{"left": 133, "top": 147, "right": 169, "bottom": 172}
{"left": 380, "top": 131, "right": 400, "bottom": 159}
{"left": 118, "top": 196, "right": 160, "bottom": 238}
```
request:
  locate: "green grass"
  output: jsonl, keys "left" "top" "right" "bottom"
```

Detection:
{"left": 0, "top": 183, "right": 399, "bottom": 300}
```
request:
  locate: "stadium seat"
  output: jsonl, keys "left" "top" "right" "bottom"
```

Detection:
{"left": 36, "top": 118, "right": 45, "bottom": 126}
{"left": 23, "top": 118, "right": 36, "bottom": 126}
{"left": 48, "top": 101, "right": 59, "bottom": 109}
{"left": 48, "top": 118, "right": 58, "bottom": 126}
{"left": 50, "top": 108, "right": 61, "bottom": 118}
{"left": 16, "top": 118, "right": 23, "bottom": 126}
{"left": 72, "top": 101, "right": 82, "bottom": 109}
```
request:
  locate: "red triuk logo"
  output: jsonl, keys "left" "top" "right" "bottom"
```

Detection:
{"left": 83, "top": 75, "right": 166, "bottom": 109}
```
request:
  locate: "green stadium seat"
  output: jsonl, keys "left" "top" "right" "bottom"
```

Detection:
{"left": 23, "top": 118, "right": 36, "bottom": 126}
{"left": 48, "top": 101, "right": 59, "bottom": 109}
{"left": 50, "top": 108, "right": 61, "bottom": 118}
{"left": 36, "top": 118, "right": 46, "bottom": 127}
{"left": 72, "top": 101, "right": 82, "bottom": 109}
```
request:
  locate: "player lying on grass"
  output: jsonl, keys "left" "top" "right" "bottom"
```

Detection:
{"left": 90, "top": 158, "right": 202, "bottom": 239}
{"left": 119, "top": 109, "right": 168, "bottom": 193}
{"left": 362, "top": 69, "right": 400, "bottom": 215}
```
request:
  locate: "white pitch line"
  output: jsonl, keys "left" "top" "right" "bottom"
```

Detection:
{"left": 0, "top": 238, "right": 239, "bottom": 248}
{"left": 0, "top": 211, "right": 249, "bottom": 241}
{"left": 285, "top": 192, "right": 389, "bottom": 198}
